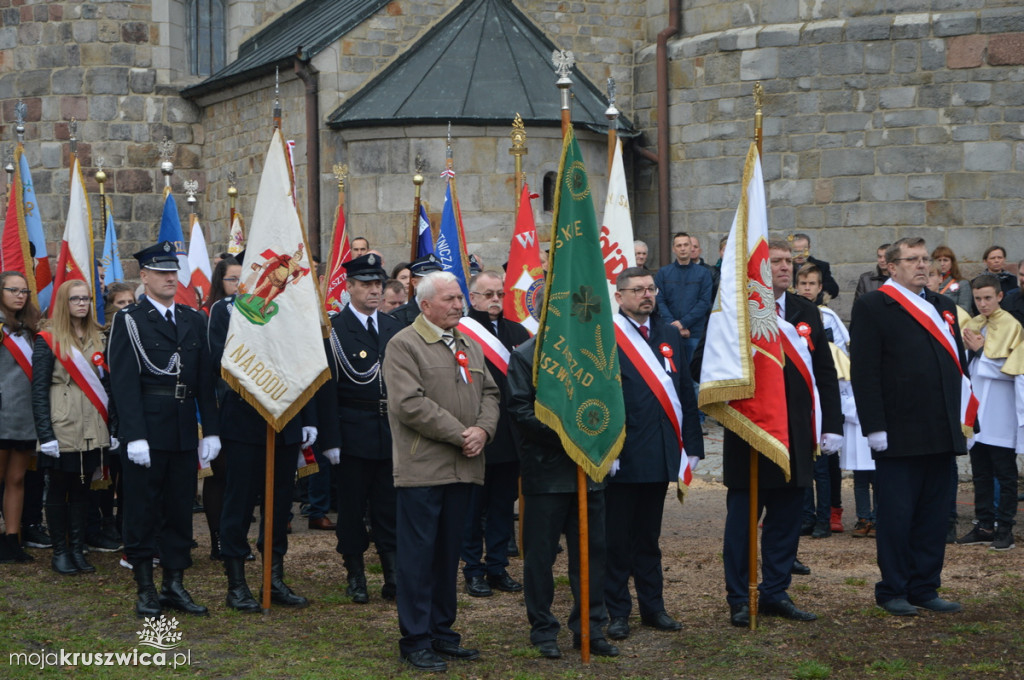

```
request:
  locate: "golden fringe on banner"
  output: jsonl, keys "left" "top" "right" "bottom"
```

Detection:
{"left": 221, "top": 366, "right": 330, "bottom": 434}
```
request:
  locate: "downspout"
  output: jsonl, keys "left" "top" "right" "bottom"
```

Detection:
{"left": 656, "top": 0, "right": 681, "bottom": 265}
{"left": 294, "top": 51, "right": 321, "bottom": 260}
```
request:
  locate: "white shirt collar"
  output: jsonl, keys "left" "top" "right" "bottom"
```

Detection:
{"left": 775, "top": 292, "right": 786, "bottom": 317}
{"left": 349, "top": 305, "right": 378, "bottom": 331}
{"left": 148, "top": 297, "right": 174, "bottom": 321}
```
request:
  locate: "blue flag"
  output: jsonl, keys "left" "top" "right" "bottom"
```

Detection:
{"left": 416, "top": 204, "right": 434, "bottom": 258}
{"left": 19, "top": 152, "right": 52, "bottom": 313}
{"left": 434, "top": 183, "right": 469, "bottom": 299}
{"left": 101, "top": 199, "right": 124, "bottom": 283}
{"left": 156, "top": 193, "right": 191, "bottom": 305}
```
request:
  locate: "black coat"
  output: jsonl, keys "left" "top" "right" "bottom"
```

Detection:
{"left": 107, "top": 299, "right": 218, "bottom": 450}
{"left": 465, "top": 307, "right": 530, "bottom": 466}
{"left": 850, "top": 287, "right": 969, "bottom": 458}
{"left": 808, "top": 255, "right": 840, "bottom": 301}
{"left": 389, "top": 298, "right": 421, "bottom": 328}
{"left": 207, "top": 296, "right": 312, "bottom": 447}
{"left": 1001, "top": 288, "right": 1024, "bottom": 327}
{"left": 318, "top": 305, "right": 402, "bottom": 459}
{"left": 723, "top": 293, "right": 843, "bottom": 490}
{"left": 613, "top": 312, "right": 704, "bottom": 484}
{"left": 507, "top": 337, "right": 605, "bottom": 495}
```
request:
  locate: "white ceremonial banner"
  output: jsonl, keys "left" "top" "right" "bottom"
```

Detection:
{"left": 600, "top": 139, "right": 636, "bottom": 312}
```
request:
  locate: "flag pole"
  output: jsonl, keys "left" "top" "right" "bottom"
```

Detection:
{"left": 228, "top": 173, "right": 237, "bottom": 232}
{"left": 445, "top": 124, "right": 472, "bottom": 284}
{"left": 554, "top": 49, "right": 590, "bottom": 664}
{"left": 409, "top": 163, "right": 424, "bottom": 291}
{"left": 605, "top": 78, "right": 619, "bottom": 174}
{"left": 748, "top": 82, "right": 765, "bottom": 631}
{"left": 96, "top": 160, "right": 108, "bottom": 244}
{"left": 324, "top": 164, "right": 346, "bottom": 302}
{"left": 508, "top": 113, "right": 528, "bottom": 557}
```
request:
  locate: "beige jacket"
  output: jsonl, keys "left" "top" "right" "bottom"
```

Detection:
{"left": 383, "top": 314, "right": 500, "bottom": 487}
{"left": 45, "top": 335, "right": 111, "bottom": 451}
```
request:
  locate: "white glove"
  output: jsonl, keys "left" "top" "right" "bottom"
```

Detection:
{"left": 323, "top": 447, "right": 340, "bottom": 465}
{"left": 301, "top": 426, "right": 318, "bottom": 449}
{"left": 40, "top": 440, "right": 60, "bottom": 458}
{"left": 820, "top": 433, "right": 844, "bottom": 454}
{"left": 867, "top": 431, "right": 888, "bottom": 452}
{"left": 688, "top": 455, "right": 701, "bottom": 473}
{"left": 609, "top": 459, "right": 621, "bottom": 476}
{"left": 109, "top": 437, "right": 119, "bottom": 450}
{"left": 127, "top": 439, "right": 151, "bottom": 468}
{"left": 200, "top": 435, "right": 221, "bottom": 463}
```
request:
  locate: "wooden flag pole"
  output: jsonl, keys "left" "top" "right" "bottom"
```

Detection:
{"left": 322, "top": 166, "right": 346, "bottom": 302}
{"left": 605, "top": 78, "right": 619, "bottom": 174}
{"left": 262, "top": 422, "right": 276, "bottom": 614}
{"left": 508, "top": 114, "right": 528, "bottom": 556}
{"left": 748, "top": 82, "right": 765, "bottom": 632}
{"left": 409, "top": 168, "right": 424, "bottom": 299}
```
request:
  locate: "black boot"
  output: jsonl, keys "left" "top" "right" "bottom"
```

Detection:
{"left": 210, "top": 530, "right": 222, "bottom": 561}
{"left": 343, "top": 554, "right": 369, "bottom": 604}
{"left": 0, "top": 531, "right": 13, "bottom": 564}
{"left": 224, "top": 558, "right": 260, "bottom": 612}
{"left": 68, "top": 502, "right": 95, "bottom": 573}
{"left": 46, "top": 504, "right": 78, "bottom": 575}
{"left": 159, "top": 569, "right": 209, "bottom": 616}
{"left": 133, "top": 561, "right": 162, "bottom": 618}
{"left": 6, "top": 534, "right": 34, "bottom": 563}
{"left": 380, "top": 551, "right": 397, "bottom": 601}
{"left": 264, "top": 553, "right": 308, "bottom": 608}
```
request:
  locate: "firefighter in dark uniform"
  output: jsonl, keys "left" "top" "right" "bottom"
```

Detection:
{"left": 318, "top": 254, "right": 403, "bottom": 603}
{"left": 107, "top": 241, "right": 220, "bottom": 618}
{"left": 388, "top": 254, "right": 443, "bottom": 327}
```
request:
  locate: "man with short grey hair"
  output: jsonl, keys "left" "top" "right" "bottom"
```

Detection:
{"left": 634, "top": 240, "right": 649, "bottom": 270}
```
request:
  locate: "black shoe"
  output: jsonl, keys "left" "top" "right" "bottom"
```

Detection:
{"left": 133, "top": 561, "right": 162, "bottom": 619}
{"left": 534, "top": 640, "right": 561, "bottom": 659}
{"left": 607, "top": 616, "right": 630, "bottom": 640}
{"left": 946, "top": 519, "right": 958, "bottom": 544}
{"left": 811, "top": 521, "right": 831, "bottom": 539}
{"left": 431, "top": 639, "right": 480, "bottom": 660}
{"left": 380, "top": 551, "right": 397, "bottom": 601}
{"left": 800, "top": 519, "right": 815, "bottom": 536}
{"left": 956, "top": 525, "right": 994, "bottom": 545}
{"left": 21, "top": 523, "right": 52, "bottom": 549}
{"left": 67, "top": 504, "right": 93, "bottom": 572}
{"left": 401, "top": 648, "right": 447, "bottom": 672}
{"left": 6, "top": 534, "right": 34, "bottom": 562}
{"left": 878, "top": 598, "right": 918, "bottom": 616}
{"left": 760, "top": 599, "right": 817, "bottom": 621}
{"left": 346, "top": 576, "right": 369, "bottom": 604}
{"left": 572, "top": 637, "right": 619, "bottom": 657}
{"left": 909, "top": 597, "right": 962, "bottom": 613}
{"left": 465, "top": 575, "right": 493, "bottom": 597}
{"left": 507, "top": 542, "right": 520, "bottom": 558}
{"left": 791, "top": 558, "right": 811, "bottom": 576}
{"left": 730, "top": 603, "right": 750, "bottom": 627}
{"left": 159, "top": 570, "right": 209, "bottom": 616}
{"left": 265, "top": 554, "right": 308, "bottom": 608}
{"left": 641, "top": 610, "right": 682, "bottom": 631}
{"left": 224, "top": 558, "right": 260, "bottom": 613}
{"left": 486, "top": 571, "right": 522, "bottom": 593}
{"left": 990, "top": 526, "right": 1015, "bottom": 551}
{"left": 86, "top": 531, "right": 122, "bottom": 553}
{"left": 209, "top": 530, "right": 222, "bottom": 561}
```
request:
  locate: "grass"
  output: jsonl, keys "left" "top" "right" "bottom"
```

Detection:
{"left": 792, "top": 659, "right": 832, "bottom": 679}
{"left": 844, "top": 577, "right": 866, "bottom": 586}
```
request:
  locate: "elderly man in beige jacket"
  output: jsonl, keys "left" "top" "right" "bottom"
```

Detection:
{"left": 383, "top": 271, "right": 500, "bottom": 673}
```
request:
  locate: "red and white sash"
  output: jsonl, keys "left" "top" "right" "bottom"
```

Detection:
{"left": 777, "top": 315, "right": 822, "bottom": 450}
{"left": 1, "top": 326, "right": 33, "bottom": 380}
{"left": 879, "top": 282, "right": 979, "bottom": 429}
{"left": 613, "top": 315, "right": 691, "bottom": 487}
{"left": 457, "top": 317, "right": 510, "bottom": 375}
{"left": 38, "top": 332, "right": 108, "bottom": 423}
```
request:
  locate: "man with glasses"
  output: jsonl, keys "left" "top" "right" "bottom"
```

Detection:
{"left": 605, "top": 268, "right": 704, "bottom": 641}
{"left": 851, "top": 237, "right": 970, "bottom": 616}
{"left": 457, "top": 271, "right": 530, "bottom": 598}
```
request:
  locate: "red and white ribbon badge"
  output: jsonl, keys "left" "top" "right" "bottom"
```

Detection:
{"left": 659, "top": 343, "right": 676, "bottom": 372}
{"left": 455, "top": 350, "right": 472, "bottom": 384}
{"left": 942, "top": 310, "right": 956, "bottom": 335}
{"left": 92, "top": 351, "right": 108, "bottom": 375}
{"left": 796, "top": 322, "right": 814, "bottom": 351}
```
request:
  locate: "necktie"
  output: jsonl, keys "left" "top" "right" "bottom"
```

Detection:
{"left": 638, "top": 325, "right": 649, "bottom": 340}
{"left": 367, "top": 316, "right": 378, "bottom": 344}
{"left": 442, "top": 332, "right": 456, "bottom": 353}
{"left": 165, "top": 309, "right": 175, "bottom": 326}
{"left": 776, "top": 302, "right": 782, "bottom": 318}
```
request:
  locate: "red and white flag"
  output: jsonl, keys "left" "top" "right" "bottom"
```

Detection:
{"left": 323, "top": 193, "right": 350, "bottom": 314}
{"left": 502, "top": 183, "right": 543, "bottom": 334}
{"left": 600, "top": 139, "right": 636, "bottom": 312}
{"left": 52, "top": 155, "right": 94, "bottom": 310}
{"left": 698, "top": 143, "right": 791, "bottom": 478}
{"left": 227, "top": 212, "right": 246, "bottom": 255}
{"left": 187, "top": 215, "right": 213, "bottom": 309}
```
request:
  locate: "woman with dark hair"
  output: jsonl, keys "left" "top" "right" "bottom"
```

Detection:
{"left": 0, "top": 271, "right": 42, "bottom": 563}
{"left": 391, "top": 262, "right": 411, "bottom": 289}
{"left": 931, "top": 246, "right": 971, "bottom": 310}
{"left": 32, "top": 279, "right": 113, "bottom": 574}
{"left": 204, "top": 256, "right": 241, "bottom": 313}
{"left": 103, "top": 282, "right": 136, "bottom": 328}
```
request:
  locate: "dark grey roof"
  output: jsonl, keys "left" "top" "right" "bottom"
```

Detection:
{"left": 181, "top": 0, "right": 391, "bottom": 99}
{"left": 327, "top": 0, "right": 635, "bottom": 136}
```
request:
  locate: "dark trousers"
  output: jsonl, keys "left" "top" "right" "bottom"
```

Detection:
{"left": 970, "top": 442, "right": 1018, "bottom": 527}
{"left": 874, "top": 454, "right": 954, "bottom": 604}
{"left": 604, "top": 481, "right": 668, "bottom": 619}
{"left": 723, "top": 486, "right": 803, "bottom": 607}
{"left": 335, "top": 454, "right": 396, "bottom": 556}
{"left": 828, "top": 454, "right": 842, "bottom": 508}
{"left": 201, "top": 453, "right": 226, "bottom": 532}
{"left": 803, "top": 454, "right": 831, "bottom": 523}
{"left": 22, "top": 467, "right": 44, "bottom": 526}
{"left": 219, "top": 436, "right": 298, "bottom": 559}
{"left": 853, "top": 470, "right": 876, "bottom": 522}
{"left": 396, "top": 483, "right": 472, "bottom": 655}
{"left": 121, "top": 448, "right": 197, "bottom": 570}
{"left": 306, "top": 446, "right": 332, "bottom": 520}
{"left": 461, "top": 461, "right": 518, "bottom": 579}
{"left": 522, "top": 490, "right": 609, "bottom": 645}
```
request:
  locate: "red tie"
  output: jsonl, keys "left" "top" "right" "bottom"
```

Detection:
{"left": 639, "top": 325, "right": 649, "bottom": 340}
{"left": 776, "top": 302, "right": 782, "bottom": 318}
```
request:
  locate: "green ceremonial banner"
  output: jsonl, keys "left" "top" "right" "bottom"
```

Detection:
{"left": 533, "top": 126, "right": 625, "bottom": 482}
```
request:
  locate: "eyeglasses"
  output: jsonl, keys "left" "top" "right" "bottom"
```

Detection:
{"left": 2, "top": 287, "right": 30, "bottom": 296}
{"left": 69, "top": 296, "right": 92, "bottom": 304}
{"left": 618, "top": 286, "right": 658, "bottom": 296}
{"left": 222, "top": 277, "right": 240, "bottom": 283}
{"left": 892, "top": 256, "right": 931, "bottom": 265}
{"left": 471, "top": 290, "right": 505, "bottom": 299}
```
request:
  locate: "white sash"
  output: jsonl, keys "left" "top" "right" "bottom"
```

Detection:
{"left": 2, "top": 326, "right": 33, "bottom": 378}
{"left": 66, "top": 344, "right": 109, "bottom": 415}
{"left": 457, "top": 316, "right": 510, "bottom": 374}
{"left": 778, "top": 316, "right": 822, "bottom": 448}
{"left": 613, "top": 315, "right": 684, "bottom": 447}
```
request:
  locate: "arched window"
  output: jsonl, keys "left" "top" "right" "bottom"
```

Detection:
{"left": 188, "top": 0, "right": 226, "bottom": 76}
{"left": 542, "top": 171, "right": 557, "bottom": 212}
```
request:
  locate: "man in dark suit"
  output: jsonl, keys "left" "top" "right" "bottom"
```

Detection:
{"left": 458, "top": 270, "right": 530, "bottom": 597}
{"left": 605, "top": 267, "right": 705, "bottom": 641}
{"left": 792, "top": 233, "right": 839, "bottom": 302}
{"left": 389, "top": 254, "right": 443, "bottom": 327}
{"left": 208, "top": 273, "right": 317, "bottom": 612}
{"left": 723, "top": 240, "right": 843, "bottom": 627}
{"left": 850, "top": 236, "right": 969, "bottom": 616}
{"left": 322, "top": 253, "right": 402, "bottom": 603}
{"left": 108, "top": 241, "right": 220, "bottom": 618}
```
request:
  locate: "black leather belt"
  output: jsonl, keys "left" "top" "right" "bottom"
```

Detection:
{"left": 142, "top": 384, "right": 194, "bottom": 400}
{"left": 346, "top": 398, "right": 388, "bottom": 416}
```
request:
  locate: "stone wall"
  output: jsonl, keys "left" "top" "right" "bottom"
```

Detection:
{"left": 632, "top": 5, "right": 1024, "bottom": 319}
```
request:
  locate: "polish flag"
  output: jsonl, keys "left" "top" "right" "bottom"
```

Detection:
{"left": 52, "top": 155, "right": 94, "bottom": 311}
{"left": 502, "top": 183, "right": 543, "bottom": 334}
{"left": 600, "top": 139, "right": 636, "bottom": 312}
{"left": 188, "top": 215, "right": 212, "bottom": 309}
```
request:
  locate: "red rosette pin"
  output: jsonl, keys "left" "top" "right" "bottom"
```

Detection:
{"left": 659, "top": 342, "right": 677, "bottom": 372}
{"left": 942, "top": 310, "right": 956, "bottom": 333}
{"left": 455, "top": 350, "right": 472, "bottom": 383}
{"left": 796, "top": 322, "right": 814, "bottom": 351}
{"left": 92, "top": 351, "right": 108, "bottom": 371}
